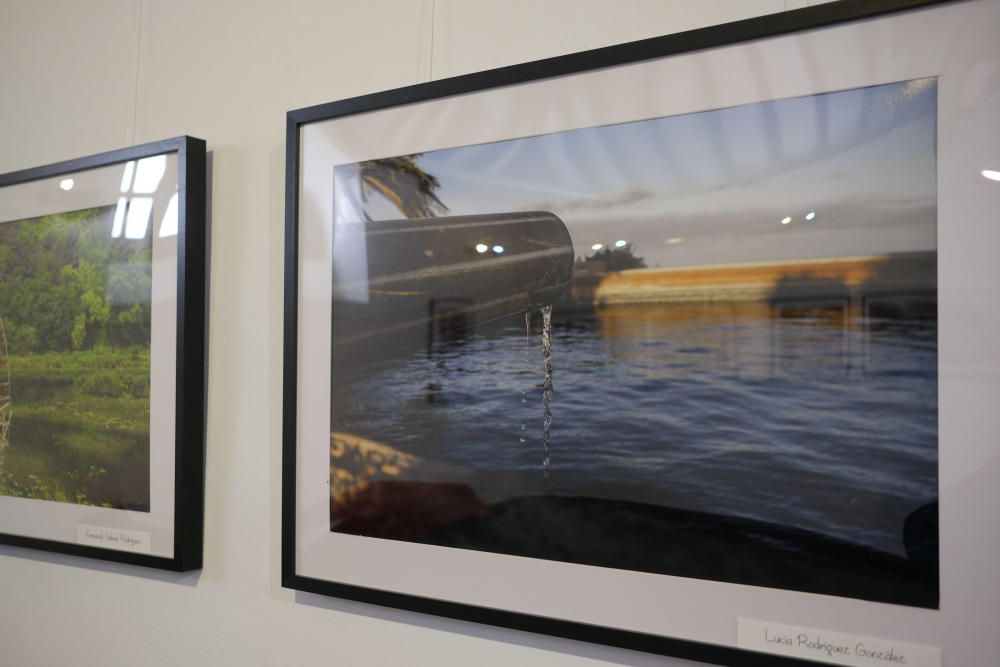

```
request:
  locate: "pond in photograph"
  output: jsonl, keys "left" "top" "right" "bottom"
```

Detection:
{"left": 328, "top": 77, "right": 938, "bottom": 607}
{"left": 0, "top": 205, "right": 152, "bottom": 511}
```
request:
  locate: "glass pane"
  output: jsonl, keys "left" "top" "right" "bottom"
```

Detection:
{"left": 0, "top": 153, "right": 178, "bottom": 511}
{"left": 328, "top": 79, "right": 937, "bottom": 607}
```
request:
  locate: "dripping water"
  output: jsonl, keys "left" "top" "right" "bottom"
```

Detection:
{"left": 519, "top": 311, "right": 530, "bottom": 443}
{"left": 540, "top": 304, "right": 553, "bottom": 488}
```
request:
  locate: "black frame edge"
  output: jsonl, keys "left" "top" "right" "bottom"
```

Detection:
{"left": 0, "top": 137, "right": 192, "bottom": 189}
{"left": 286, "top": 0, "right": 949, "bottom": 126}
{"left": 173, "top": 136, "right": 207, "bottom": 571}
{"left": 281, "top": 115, "right": 301, "bottom": 588}
{"left": 287, "top": 573, "right": 826, "bottom": 667}
{"left": 0, "top": 135, "right": 208, "bottom": 572}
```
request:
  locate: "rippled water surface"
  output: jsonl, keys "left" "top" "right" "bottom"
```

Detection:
{"left": 332, "top": 302, "right": 937, "bottom": 557}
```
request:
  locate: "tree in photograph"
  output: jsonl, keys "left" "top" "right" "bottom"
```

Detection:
{"left": 0, "top": 208, "right": 151, "bottom": 355}
{"left": 0, "top": 317, "right": 10, "bottom": 465}
{"left": 576, "top": 245, "right": 647, "bottom": 272}
{"left": 358, "top": 155, "right": 449, "bottom": 219}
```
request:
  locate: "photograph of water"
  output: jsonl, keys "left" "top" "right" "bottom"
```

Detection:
{"left": 0, "top": 205, "right": 153, "bottom": 510}
{"left": 327, "top": 78, "right": 938, "bottom": 607}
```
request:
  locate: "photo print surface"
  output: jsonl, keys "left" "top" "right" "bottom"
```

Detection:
{"left": 327, "top": 78, "right": 939, "bottom": 607}
{"left": 0, "top": 154, "right": 176, "bottom": 512}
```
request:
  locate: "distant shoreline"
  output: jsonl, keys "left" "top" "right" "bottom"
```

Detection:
{"left": 581, "top": 251, "right": 936, "bottom": 305}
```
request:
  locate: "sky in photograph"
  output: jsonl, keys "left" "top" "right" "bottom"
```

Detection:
{"left": 352, "top": 78, "right": 936, "bottom": 269}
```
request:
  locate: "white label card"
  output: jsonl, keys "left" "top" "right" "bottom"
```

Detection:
{"left": 737, "top": 618, "right": 941, "bottom": 667}
{"left": 76, "top": 525, "right": 152, "bottom": 554}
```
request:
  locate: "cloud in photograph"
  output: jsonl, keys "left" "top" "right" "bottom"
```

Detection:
{"left": 521, "top": 186, "right": 653, "bottom": 214}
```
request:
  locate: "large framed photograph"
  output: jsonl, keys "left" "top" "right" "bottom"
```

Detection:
{"left": 284, "top": 0, "right": 999, "bottom": 663}
{"left": 0, "top": 136, "right": 206, "bottom": 571}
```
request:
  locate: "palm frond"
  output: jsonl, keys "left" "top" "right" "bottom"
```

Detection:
{"left": 358, "top": 155, "right": 448, "bottom": 219}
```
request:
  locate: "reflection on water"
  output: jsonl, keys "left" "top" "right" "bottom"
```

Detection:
{"left": 331, "top": 300, "right": 937, "bottom": 558}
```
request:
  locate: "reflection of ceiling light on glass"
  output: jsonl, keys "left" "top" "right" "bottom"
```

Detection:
{"left": 982, "top": 169, "right": 1000, "bottom": 182}
{"left": 781, "top": 216, "right": 791, "bottom": 225}
{"left": 492, "top": 245, "right": 504, "bottom": 254}
{"left": 125, "top": 197, "right": 153, "bottom": 239}
{"left": 159, "top": 192, "right": 179, "bottom": 237}
{"left": 112, "top": 197, "right": 127, "bottom": 238}
{"left": 475, "top": 243, "right": 489, "bottom": 253}
{"left": 591, "top": 243, "right": 603, "bottom": 251}
{"left": 666, "top": 237, "right": 684, "bottom": 245}
{"left": 59, "top": 178, "right": 74, "bottom": 191}
{"left": 805, "top": 211, "right": 816, "bottom": 221}
{"left": 132, "top": 155, "right": 167, "bottom": 194}
{"left": 120, "top": 161, "right": 135, "bottom": 192}
{"left": 614, "top": 239, "right": 627, "bottom": 248}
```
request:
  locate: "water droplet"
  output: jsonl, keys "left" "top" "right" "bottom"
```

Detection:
{"left": 540, "top": 304, "right": 554, "bottom": 489}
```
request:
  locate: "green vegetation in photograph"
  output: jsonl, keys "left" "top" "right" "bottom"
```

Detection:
{"left": 0, "top": 206, "right": 153, "bottom": 510}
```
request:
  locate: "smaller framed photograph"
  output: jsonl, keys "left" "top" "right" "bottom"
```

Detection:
{"left": 0, "top": 136, "right": 206, "bottom": 571}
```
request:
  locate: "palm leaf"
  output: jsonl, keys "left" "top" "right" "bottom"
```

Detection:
{"left": 358, "top": 155, "right": 448, "bottom": 219}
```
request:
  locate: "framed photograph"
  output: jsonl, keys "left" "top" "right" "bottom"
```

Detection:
{"left": 0, "top": 136, "right": 206, "bottom": 571}
{"left": 284, "top": 0, "right": 999, "bottom": 663}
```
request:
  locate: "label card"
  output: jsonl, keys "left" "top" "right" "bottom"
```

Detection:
{"left": 737, "top": 618, "right": 941, "bottom": 667}
{"left": 77, "top": 525, "right": 152, "bottom": 554}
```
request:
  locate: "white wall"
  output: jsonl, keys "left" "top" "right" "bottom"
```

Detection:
{"left": 0, "top": 2, "right": 830, "bottom": 665}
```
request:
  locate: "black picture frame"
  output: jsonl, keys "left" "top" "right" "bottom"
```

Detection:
{"left": 0, "top": 136, "right": 206, "bottom": 572}
{"left": 283, "top": 1, "right": 966, "bottom": 663}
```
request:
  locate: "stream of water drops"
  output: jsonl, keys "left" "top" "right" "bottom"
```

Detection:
{"left": 519, "top": 311, "right": 530, "bottom": 444}
{"left": 540, "top": 305, "right": 553, "bottom": 487}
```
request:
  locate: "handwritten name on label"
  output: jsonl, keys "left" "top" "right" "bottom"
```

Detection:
{"left": 77, "top": 525, "right": 151, "bottom": 554}
{"left": 737, "top": 619, "right": 940, "bottom": 667}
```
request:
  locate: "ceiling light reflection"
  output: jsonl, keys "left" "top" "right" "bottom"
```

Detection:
{"left": 982, "top": 169, "right": 1000, "bottom": 182}
{"left": 805, "top": 211, "right": 816, "bottom": 221}
{"left": 111, "top": 197, "right": 127, "bottom": 238}
{"left": 591, "top": 243, "right": 603, "bottom": 251}
{"left": 492, "top": 245, "right": 505, "bottom": 254}
{"left": 614, "top": 239, "right": 627, "bottom": 248}
{"left": 159, "top": 192, "right": 179, "bottom": 237}
{"left": 781, "top": 216, "right": 791, "bottom": 225}
{"left": 666, "top": 237, "right": 684, "bottom": 245}
{"left": 475, "top": 243, "right": 489, "bottom": 254}
{"left": 59, "top": 178, "right": 74, "bottom": 191}
{"left": 120, "top": 161, "right": 135, "bottom": 193}
{"left": 132, "top": 155, "right": 167, "bottom": 194}
{"left": 125, "top": 197, "right": 153, "bottom": 239}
